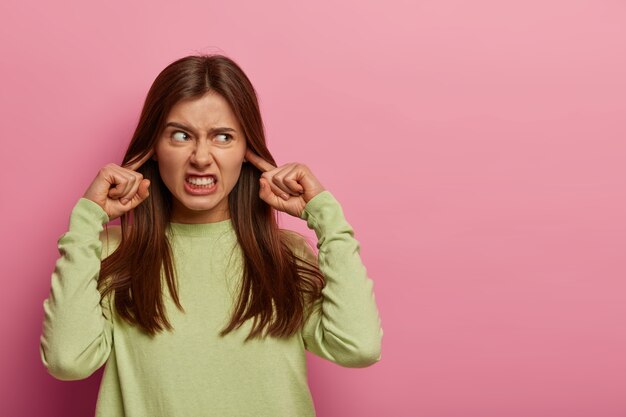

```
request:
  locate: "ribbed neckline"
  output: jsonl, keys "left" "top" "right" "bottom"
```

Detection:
{"left": 166, "top": 218, "right": 234, "bottom": 237}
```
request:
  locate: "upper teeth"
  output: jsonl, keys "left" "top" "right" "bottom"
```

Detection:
{"left": 186, "top": 176, "right": 215, "bottom": 185}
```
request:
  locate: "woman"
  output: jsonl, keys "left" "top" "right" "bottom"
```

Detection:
{"left": 39, "top": 54, "right": 383, "bottom": 417}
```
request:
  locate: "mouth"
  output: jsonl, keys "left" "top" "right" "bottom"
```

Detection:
{"left": 184, "top": 174, "right": 219, "bottom": 195}
{"left": 185, "top": 174, "right": 218, "bottom": 187}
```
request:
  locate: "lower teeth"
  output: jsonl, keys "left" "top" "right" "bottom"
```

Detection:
{"left": 188, "top": 182, "right": 214, "bottom": 188}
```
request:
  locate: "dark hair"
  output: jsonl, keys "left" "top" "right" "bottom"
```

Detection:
{"left": 97, "top": 54, "right": 325, "bottom": 341}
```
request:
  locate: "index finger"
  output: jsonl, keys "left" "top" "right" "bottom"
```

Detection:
{"left": 123, "top": 149, "right": 154, "bottom": 172}
{"left": 245, "top": 148, "right": 276, "bottom": 173}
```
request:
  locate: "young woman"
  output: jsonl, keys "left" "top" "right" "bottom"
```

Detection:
{"left": 39, "top": 54, "right": 383, "bottom": 417}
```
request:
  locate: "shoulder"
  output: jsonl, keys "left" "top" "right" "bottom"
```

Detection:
{"left": 98, "top": 225, "right": 122, "bottom": 261}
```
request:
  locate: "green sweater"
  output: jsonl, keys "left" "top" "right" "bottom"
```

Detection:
{"left": 39, "top": 190, "right": 383, "bottom": 417}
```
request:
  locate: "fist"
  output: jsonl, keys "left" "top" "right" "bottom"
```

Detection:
{"left": 83, "top": 150, "right": 153, "bottom": 221}
{"left": 245, "top": 149, "right": 326, "bottom": 218}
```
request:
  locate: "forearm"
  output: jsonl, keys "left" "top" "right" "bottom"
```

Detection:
{"left": 39, "top": 198, "right": 114, "bottom": 380}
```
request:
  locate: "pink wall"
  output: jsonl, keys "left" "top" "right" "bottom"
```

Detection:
{"left": 1, "top": 0, "right": 624, "bottom": 415}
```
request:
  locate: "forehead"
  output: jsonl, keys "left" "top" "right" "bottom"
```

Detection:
{"left": 166, "top": 91, "right": 239, "bottom": 127}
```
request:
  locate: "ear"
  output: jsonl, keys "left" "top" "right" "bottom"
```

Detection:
{"left": 152, "top": 153, "right": 158, "bottom": 162}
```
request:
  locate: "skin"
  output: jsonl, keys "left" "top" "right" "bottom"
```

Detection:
{"left": 245, "top": 151, "right": 327, "bottom": 219}
{"left": 120, "top": 91, "right": 328, "bottom": 223}
{"left": 152, "top": 90, "right": 248, "bottom": 224}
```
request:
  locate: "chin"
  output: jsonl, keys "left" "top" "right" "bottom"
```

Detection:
{"left": 180, "top": 196, "right": 219, "bottom": 209}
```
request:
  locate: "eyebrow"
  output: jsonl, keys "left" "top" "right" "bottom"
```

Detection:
{"left": 164, "top": 121, "right": 236, "bottom": 135}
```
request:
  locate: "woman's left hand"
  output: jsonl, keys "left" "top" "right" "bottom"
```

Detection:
{"left": 245, "top": 149, "right": 326, "bottom": 218}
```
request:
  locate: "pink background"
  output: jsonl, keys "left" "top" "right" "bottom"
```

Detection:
{"left": 1, "top": 0, "right": 625, "bottom": 416}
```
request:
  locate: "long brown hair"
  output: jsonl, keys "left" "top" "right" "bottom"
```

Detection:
{"left": 98, "top": 54, "right": 325, "bottom": 341}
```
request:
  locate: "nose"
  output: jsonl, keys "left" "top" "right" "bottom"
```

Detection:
{"left": 189, "top": 140, "right": 216, "bottom": 166}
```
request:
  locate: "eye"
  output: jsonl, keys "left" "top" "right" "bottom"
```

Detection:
{"left": 216, "top": 133, "right": 233, "bottom": 143}
{"left": 172, "top": 130, "right": 189, "bottom": 142}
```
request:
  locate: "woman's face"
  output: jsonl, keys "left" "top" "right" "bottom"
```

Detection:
{"left": 153, "top": 90, "right": 247, "bottom": 223}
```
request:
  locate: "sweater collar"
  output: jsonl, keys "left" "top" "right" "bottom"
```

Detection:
{"left": 166, "top": 218, "right": 234, "bottom": 237}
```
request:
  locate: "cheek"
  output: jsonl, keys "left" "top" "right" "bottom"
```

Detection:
{"left": 157, "top": 159, "right": 175, "bottom": 178}
{"left": 221, "top": 163, "right": 244, "bottom": 187}
{"left": 222, "top": 167, "right": 238, "bottom": 182}
{"left": 156, "top": 152, "right": 184, "bottom": 183}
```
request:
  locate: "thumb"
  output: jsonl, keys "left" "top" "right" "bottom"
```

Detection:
{"left": 259, "top": 178, "right": 273, "bottom": 202}
{"left": 136, "top": 179, "right": 151, "bottom": 201}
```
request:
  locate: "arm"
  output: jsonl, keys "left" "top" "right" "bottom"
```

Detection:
{"left": 39, "top": 197, "right": 119, "bottom": 380}
{"left": 297, "top": 190, "right": 384, "bottom": 368}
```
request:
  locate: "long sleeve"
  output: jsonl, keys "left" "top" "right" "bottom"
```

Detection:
{"left": 298, "top": 190, "right": 383, "bottom": 368}
{"left": 39, "top": 197, "right": 115, "bottom": 381}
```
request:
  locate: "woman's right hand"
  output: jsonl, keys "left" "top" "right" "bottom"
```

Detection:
{"left": 82, "top": 150, "right": 154, "bottom": 222}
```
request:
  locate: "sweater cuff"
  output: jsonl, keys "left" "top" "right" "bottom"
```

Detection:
{"left": 299, "top": 190, "right": 347, "bottom": 237}
{"left": 68, "top": 198, "right": 110, "bottom": 235}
